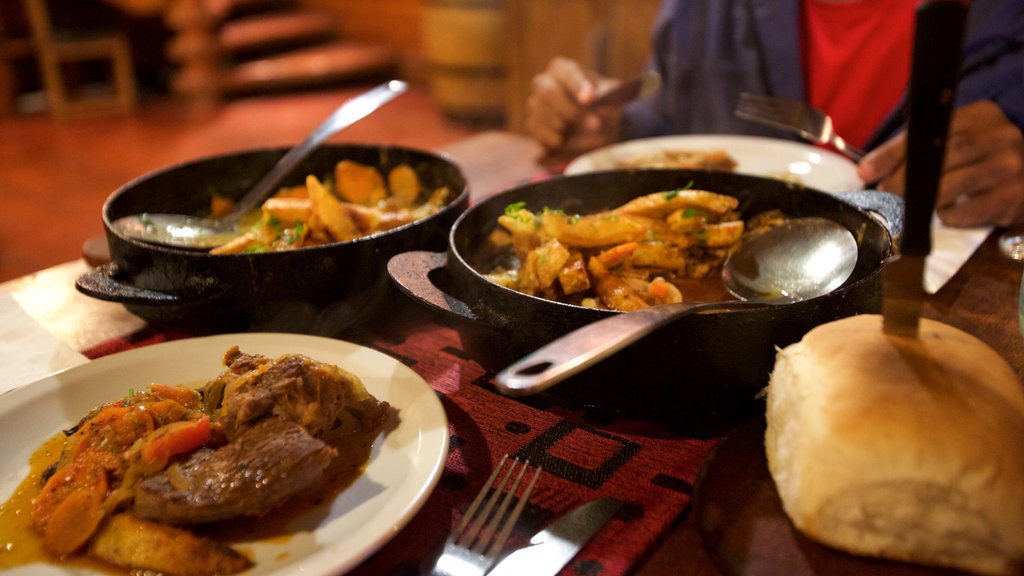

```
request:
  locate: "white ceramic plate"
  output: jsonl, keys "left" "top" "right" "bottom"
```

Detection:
{"left": 0, "top": 333, "right": 449, "bottom": 576}
{"left": 564, "top": 134, "right": 863, "bottom": 193}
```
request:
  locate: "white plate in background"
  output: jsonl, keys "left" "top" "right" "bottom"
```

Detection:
{"left": 0, "top": 332, "right": 449, "bottom": 576}
{"left": 564, "top": 134, "right": 863, "bottom": 193}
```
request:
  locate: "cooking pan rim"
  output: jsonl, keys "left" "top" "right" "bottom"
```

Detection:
{"left": 101, "top": 143, "right": 470, "bottom": 256}
{"left": 446, "top": 168, "right": 890, "bottom": 314}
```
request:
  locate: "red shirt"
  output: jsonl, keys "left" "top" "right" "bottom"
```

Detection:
{"left": 800, "top": 0, "right": 918, "bottom": 148}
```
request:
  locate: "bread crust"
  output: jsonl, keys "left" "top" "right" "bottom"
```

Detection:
{"left": 765, "top": 314, "right": 1024, "bottom": 575}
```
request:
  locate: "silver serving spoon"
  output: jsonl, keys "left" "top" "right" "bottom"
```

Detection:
{"left": 112, "top": 80, "right": 409, "bottom": 249}
{"left": 494, "top": 216, "right": 858, "bottom": 397}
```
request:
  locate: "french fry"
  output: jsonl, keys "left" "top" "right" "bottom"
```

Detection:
{"left": 540, "top": 211, "right": 648, "bottom": 249}
{"left": 701, "top": 220, "right": 745, "bottom": 247}
{"left": 335, "top": 160, "right": 387, "bottom": 205}
{"left": 614, "top": 189, "right": 739, "bottom": 218}
{"left": 388, "top": 164, "right": 421, "bottom": 208}
{"left": 262, "top": 197, "right": 311, "bottom": 225}
{"left": 307, "top": 175, "right": 360, "bottom": 241}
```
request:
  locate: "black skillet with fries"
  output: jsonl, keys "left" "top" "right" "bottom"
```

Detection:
{"left": 76, "top": 144, "right": 468, "bottom": 333}
{"left": 389, "top": 169, "right": 895, "bottom": 431}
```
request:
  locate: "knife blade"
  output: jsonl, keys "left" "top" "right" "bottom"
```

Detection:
{"left": 586, "top": 70, "right": 660, "bottom": 109}
{"left": 487, "top": 497, "right": 622, "bottom": 576}
{"left": 881, "top": 0, "right": 968, "bottom": 337}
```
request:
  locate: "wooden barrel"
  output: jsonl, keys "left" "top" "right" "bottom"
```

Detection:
{"left": 422, "top": 0, "right": 506, "bottom": 125}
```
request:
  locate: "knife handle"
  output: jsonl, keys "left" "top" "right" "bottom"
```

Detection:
{"left": 901, "top": 0, "right": 969, "bottom": 257}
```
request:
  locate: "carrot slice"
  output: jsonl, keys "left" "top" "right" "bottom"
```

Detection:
{"left": 140, "top": 415, "right": 211, "bottom": 467}
{"left": 148, "top": 383, "right": 202, "bottom": 407}
{"left": 41, "top": 470, "right": 108, "bottom": 555}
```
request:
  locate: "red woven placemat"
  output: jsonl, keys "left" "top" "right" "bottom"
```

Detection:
{"left": 83, "top": 319, "right": 718, "bottom": 576}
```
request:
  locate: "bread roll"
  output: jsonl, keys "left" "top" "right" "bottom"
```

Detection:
{"left": 765, "top": 314, "right": 1024, "bottom": 575}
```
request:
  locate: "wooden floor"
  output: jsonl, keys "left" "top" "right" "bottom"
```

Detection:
{"left": 0, "top": 81, "right": 480, "bottom": 282}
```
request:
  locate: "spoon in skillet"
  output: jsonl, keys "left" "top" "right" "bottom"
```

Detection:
{"left": 494, "top": 216, "right": 858, "bottom": 396}
{"left": 112, "top": 80, "right": 409, "bottom": 249}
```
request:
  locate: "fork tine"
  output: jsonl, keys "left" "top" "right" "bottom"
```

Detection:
{"left": 736, "top": 92, "right": 865, "bottom": 160}
{"left": 433, "top": 455, "right": 543, "bottom": 576}
{"left": 737, "top": 95, "right": 802, "bottom": 122}
{"left": 738, "top": 92, "right": 799, "bottom": 111}
{"left": 461, "top": 457, "right": 520, "bottom": 550}
{"left": 736, "top": 93, "right": 818, "bottom": 139}
{"left": 738, "top": 93, "right": 807, "bottom": 117}
{"left": 452, "top": 453, "right": 509, "bottom": 541}
{"left": 470, "top": 458, "right": 527, "bottom": 553}
{"left": 483, "top": 463, "right": 541, "bottom": 558}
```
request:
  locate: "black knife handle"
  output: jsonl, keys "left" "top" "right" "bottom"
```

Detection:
{"left": 901, "top": 0, "right": 969, "bottom": 257}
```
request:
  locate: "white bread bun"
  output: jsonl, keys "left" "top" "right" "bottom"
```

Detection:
{"left": 765, "top": 314, "right": 1024, "bottom": 575}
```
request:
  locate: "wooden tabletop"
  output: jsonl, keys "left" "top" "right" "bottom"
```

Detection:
{"left": 3, "top": 130, "right": 1022, "bottom": 576}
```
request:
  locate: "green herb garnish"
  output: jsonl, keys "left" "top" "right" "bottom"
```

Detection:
{"left": 505, "top": 201, "right": 527, "bottom": 216}
{"left": 663, "top": 181, "right": 695, "bottom": 200}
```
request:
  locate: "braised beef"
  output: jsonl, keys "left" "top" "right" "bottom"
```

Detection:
{"left": 206, "top": 346, "right": 387, "bottom": 440}
{"left": 134, "top": 417, "right": 336, "bottom": 525}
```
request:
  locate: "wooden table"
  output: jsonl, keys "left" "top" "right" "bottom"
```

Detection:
{"left": 3, "top": 130, "right": 1021, "bottom": 575}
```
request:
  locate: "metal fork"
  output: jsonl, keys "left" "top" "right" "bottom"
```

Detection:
{"left": 430, "top": 454, "right": 542, "bottom": 576}
{"left": 735, "top": 92, "right": 866, "bottom": 161}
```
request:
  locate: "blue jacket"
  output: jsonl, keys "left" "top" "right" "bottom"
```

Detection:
{"left": 622, "top": 0, "right": 1024, "bottom": 150}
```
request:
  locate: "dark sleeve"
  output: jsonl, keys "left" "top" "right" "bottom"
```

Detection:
{"left": 619, "top": 0, "right": 803, "bottom": 141}
{"left": 956, "top": 0, "right": 1024, "bottom": 128}
{"left": 869, "top": 0, "right": 1024, "bottom": 147}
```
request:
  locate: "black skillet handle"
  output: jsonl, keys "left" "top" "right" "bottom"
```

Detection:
{"left": 75, "top": 262, "right": 184, "bottom": 305}
{"left": 901, "top": 0, "right": 969, "bottom": 257}
{"left": 76, "top": 262, "right": 223, "bottom": 307}
{"left": 837, "top": 189, "right": 905, "bottom": 243}
{"left": 386, "top": 251, "right": 479, "bottom": 321}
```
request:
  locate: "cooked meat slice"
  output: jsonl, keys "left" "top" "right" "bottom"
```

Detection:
{"left": 208, "top": 348, "right": 389, "bottom": 440}
{"left": 133, "top": 418, "right": 336, "bottom": 525}
{"left": 223, "top": 346, "right": 269, "bottom": 374}
{"left": 201, "top": 347, "right": 271, "bottom": 413}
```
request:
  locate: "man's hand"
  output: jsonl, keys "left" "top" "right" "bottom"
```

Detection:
{"left": 857, "top": 100, "right": 1024, "bottom": 227}
{"left": 525, "top": 57, "right": 623, "bottom": 154}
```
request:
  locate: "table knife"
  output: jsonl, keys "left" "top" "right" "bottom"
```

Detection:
{"left": 882, "top": 0, "right": 968, "bottom": 337}
{"left": 487, "top": 497, "right": 622, "bottom": 576}
{"left": 586, "top": 70, "right": 660, "bottom": 109}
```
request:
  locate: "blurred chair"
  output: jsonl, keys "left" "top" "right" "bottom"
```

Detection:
{"left": 164, "top": 0, "right": 396, "bottom": 107}
{"left": 0, "top": 4, "right": 35, "bottom": 115}
{"left": 22, "top": 0, "right": 139, "bottom": 118}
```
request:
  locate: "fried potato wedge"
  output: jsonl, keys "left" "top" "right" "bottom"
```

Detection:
{"left": 388, "top": 163, "right": 421, "bottom": 208}
{"left": 262, "top": 196, "right": 312, "bottom": 225}
{"left": 540, "top": 211, "right": 648, "bottom": 248}
{"left": 88, "top": 513, "right": 252, "bottom": 575}
{"left": 614, "top": 189, "right": 739, "bottom": 218}
{"left": 308, "top": 175, "right": 361, "bottom": 242}
{"left": 335, "top": 159, "right": 387, "bottom": 205}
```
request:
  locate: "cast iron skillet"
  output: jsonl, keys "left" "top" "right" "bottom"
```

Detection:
{"left": 389, "top": 169, "right": 898, "bottom": 433}
{"left": 77, "top": 144, "right": 469, "bottom": 334}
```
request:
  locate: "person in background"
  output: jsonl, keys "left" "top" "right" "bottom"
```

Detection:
{"left": 526, "top": 0, "right": 1024, "bottom": 228}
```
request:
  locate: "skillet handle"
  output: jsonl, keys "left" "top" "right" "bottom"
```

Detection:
{"left": 75, "top": 262, "right": 219, "bottom": 306}
{"left": 386, "top": 251, "right": 478, "bottom": 321}
{"left": 836, "top": 189, "right": 904, "bottom": 242}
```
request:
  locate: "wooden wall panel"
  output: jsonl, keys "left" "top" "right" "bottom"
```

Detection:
{"left": 503, "top": 0, "right": 660, "bottom": 132}
{"left": 605, "top": 0, "right": 660, "bottom": 78}
{"left": 298, "top": 0, "right": 660, "bottom": 130}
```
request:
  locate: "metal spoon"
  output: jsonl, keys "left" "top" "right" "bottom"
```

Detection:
{"left": 494, "top": 217, "right": 858, "bottom": 397}
{"left": 111, "top": 80, "right": 409, "bottom": 249}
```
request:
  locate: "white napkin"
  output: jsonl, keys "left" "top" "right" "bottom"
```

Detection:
{"left": 0, "top": 291, "right": 88, "bottom": 395}
{"left": 926, "top": 218, "right": 991, "bottom": 294}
